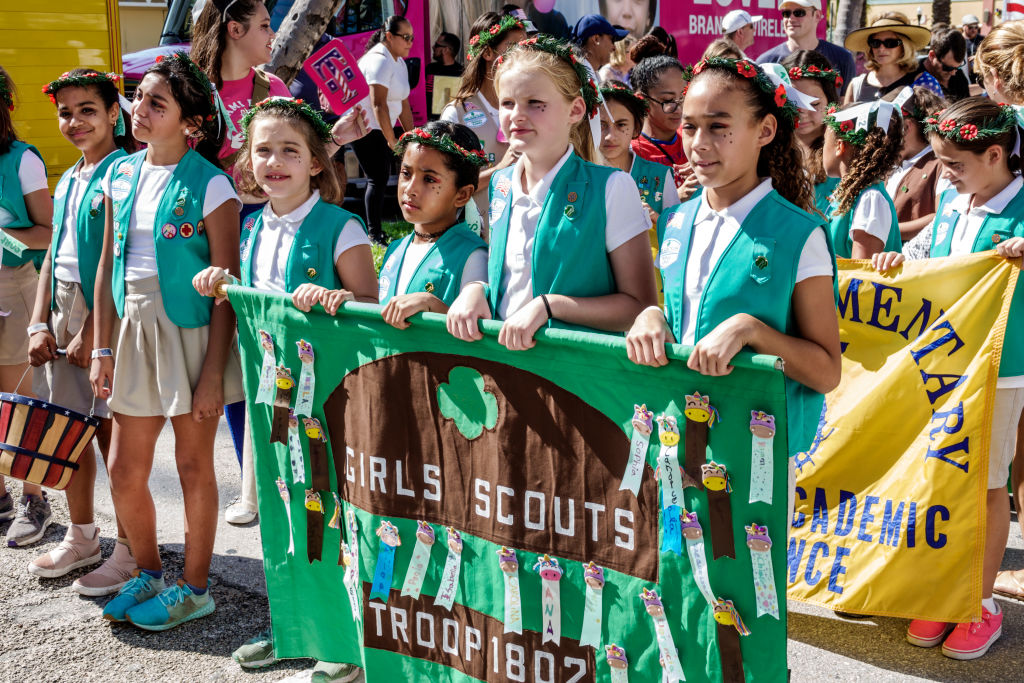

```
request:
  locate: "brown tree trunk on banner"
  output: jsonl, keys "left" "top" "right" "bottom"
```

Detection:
{"left": 267, "top": 0, "right": 345, "bottom": 85}
{"left": 932, "top": 0, "right": 951, "bottom": 26}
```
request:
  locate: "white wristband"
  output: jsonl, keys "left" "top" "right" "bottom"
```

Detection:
{"left": 26, "top": 323, "right": 49, "bottom": 336}
{"left": 642, "top": 305, "right": 665, "bottom": 316}
{"left": 90, "top": 348, "right": 113, "bottom": 359}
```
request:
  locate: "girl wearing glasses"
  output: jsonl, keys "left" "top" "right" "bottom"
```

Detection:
{"left": 842, "top": 14, "right": 938, "bottom": 103}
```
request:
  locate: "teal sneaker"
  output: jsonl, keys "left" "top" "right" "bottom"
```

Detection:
{"left": 311, "top": 661, "right": 362, "bottom": 682}
{"left": 126, "top": 580, "right": 215, "bottom": 631}
{"left": 102, "top": 569, "right": 165, "bottom": 622}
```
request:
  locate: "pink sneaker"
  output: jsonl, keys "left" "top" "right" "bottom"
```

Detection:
{"left": 72, "top": 539, "right": 136, "bottom": 597}
{"left": 27, "top": 525, "right": 101, "bottom": 578}
{"left": 907, "top": 619, "right": 953, "bottom": 647}
{"left": 941, "top": 607, "right": 1003, "bottom": 660}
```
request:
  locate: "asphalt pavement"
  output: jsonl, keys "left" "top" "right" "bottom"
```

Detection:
{"left": 0, "top": 421, "right": 1021, "bottom": 682}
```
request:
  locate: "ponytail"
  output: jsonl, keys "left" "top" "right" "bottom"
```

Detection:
{"left": 367, "top": 15, "right": 408, "bottom": 50}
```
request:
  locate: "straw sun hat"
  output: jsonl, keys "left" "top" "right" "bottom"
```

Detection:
{"left": 844, "top": 17, "right": 931, "bottom": 54}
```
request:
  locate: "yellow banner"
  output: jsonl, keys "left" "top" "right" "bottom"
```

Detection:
{"left": 788, "top": 252, "right": 1018, "bottom": 622}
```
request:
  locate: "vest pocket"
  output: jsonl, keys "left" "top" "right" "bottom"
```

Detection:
{"left": 300, "top": 243, "right": 320, "bottom": 282}
{"left": 749, "top": 238, "right": 775, "bottom": 285}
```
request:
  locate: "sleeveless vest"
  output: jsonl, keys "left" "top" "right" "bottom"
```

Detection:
{"left": 828, "top": 183, "right": 902, "bottom": 258}
{"left": 0, "top": 141, "right": 47, "bottom": 267}
{"left": 892, "top": 150, "right": 943, "bottom": 225}
{"left": 378, "top": 222, "right": 485, "bottom": 306}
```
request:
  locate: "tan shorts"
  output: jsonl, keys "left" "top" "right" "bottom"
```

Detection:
{"left": 108, "top": 276, "right": 244, "bottom": 418}
{"left": 0, "top": 263, "right": 39, "bottom": 365}
{"left": 988, "top": 387, "right": 1024, "bottom": 489}
{"left": 32, "top": 280, "right": 113, "bottom": 418}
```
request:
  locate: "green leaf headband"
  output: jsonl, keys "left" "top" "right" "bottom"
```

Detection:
{"left": 0, "top": 71, "right": 13, "bottom": 112}
{"left": 824, "top": 100, "right": 899, "bottom": 146}
{"left": 495, "top": 35, "right": 600, "bottom": 119}
{"left": 395, "top": 127, "right": 489, "bottom": 167}
{"left": 923, "top": 103, "right": 1018, "bottom": 144}
{"left": 154, "top": 51, "right": 236, "bottom": 136}
{"left": 787, "top": 65, "right": 843, "bottom": 90}
{"left": 689, "top": 57, "right": 799, "bottom": 126}
{"left": 466, "top": 14, "right": 526, "bottom": 60}
{"left": 42, "top": 71, "right": 120, "bottom": 104}
{"left": 241, "top": 96, "right": 334, "bottom": 144}
{"left": 599, "top": 81, "right": 645, "bottom": 106}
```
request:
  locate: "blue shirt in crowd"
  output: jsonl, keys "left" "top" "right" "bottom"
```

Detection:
{"left": 756, "top": 39, "right": 856, "bottom": 96}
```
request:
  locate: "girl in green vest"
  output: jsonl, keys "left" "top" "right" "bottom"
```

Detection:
{"left": 781, "top": 50, "right": 843, "bottom": 216}
{"left": 379, "top": 121, "right": 487, "bottom": 327}
{"left": 871, "top": 98, "right": 1024, "bottom": 661}
{"left": 625, "top": 56, "right": 842, "bottom": 453}
{"left": 0, "top": 64, "right": 54, "bottom": 548}
{"left": 90, "top": 52, "right": 245, "bottom": 631}
{"left": 25, "top": 69, "right": 137, "bottom": 595}
{"left": 446, "top": 35, "right": 657, "bottom": 348}
{"left": 821, "top": 100, "right": 904, "bottom": 259}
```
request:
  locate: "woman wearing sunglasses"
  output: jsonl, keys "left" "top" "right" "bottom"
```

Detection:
{"left": 843, "top": 13, "right": 937, "bottom": 103}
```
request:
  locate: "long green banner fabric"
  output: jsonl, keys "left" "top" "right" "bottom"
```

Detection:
{"left": 227, "top": 286, "right": 792, "bottom": 682}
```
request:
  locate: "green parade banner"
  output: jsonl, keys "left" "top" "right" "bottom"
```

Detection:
{"left": 226, "top": 286, "right": 792, "bottom": 682}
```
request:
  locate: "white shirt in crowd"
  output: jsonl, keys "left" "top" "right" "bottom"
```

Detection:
{"left": 53, "top": 150, "right": 121, "bottom": 284}
{"left": 629, "top": 153, "right": 680, "bottom": 212}
{"left": 679, "top": 179, "right": 833, "bottom": 345}
{"left": 249, "top": 190, "right": 369, "bottom": 293}
{"left": 394, "top": 240, "right": 488, "bottom": 295}
{"left": 497, "top": 145, "right": 650, "bottom": 319}
{"left": 0, "top": 150, "right": 48, "bottom": 228}
{"left": 439, "top": 96, "right": 499, "bottom": 127}
{"left": 884, "top": 145, "right": 953, "bottom": 199}
{"left": 849, "top": 188, "right": 895, "bottom": 246}
{"left": 102, "top": 160, "right": 240, "bottom": 281}
{"left": 358, "top": 42, "right": 410, "bottom": 131}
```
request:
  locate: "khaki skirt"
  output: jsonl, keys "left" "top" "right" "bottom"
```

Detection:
{"left": 0, "top": 262, "right": 39, "bottom": 366}
{"left": 108, "top": 276, "right": 244, "bottom": 418}
{"left": 33, "top": 279, "right": 113, "bottom": 418}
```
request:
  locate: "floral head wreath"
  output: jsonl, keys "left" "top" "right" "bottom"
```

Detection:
{"left": 923, "top": 104, "right": 1019, "bottom": 143}
{"left": 0, "top": 71, "right": 13, "bottom": 112}
{"left": 599, "top": 81, "right": 646, "bottom": 107}
{"left": 241, "top": 96, "right": 334, "bottom": 143}
{"left": 395, "top": 127, "right": 489, "bottom": 167}
{"left": 42, "top": 71, "right": 120, "bottom": 105}
{"left": 787, "top": 65, "right": 843, "bottom": 90}
{"left": 824, "top": 100, "right": 899, "bottom": 146}
{"left": 154, "top": 51, "right": 235, "bottom": 135}
{"left": 689, "top": 58, "right": 799, "bottom": 125}
{"left": 466, "top": 14, "right": 526, "bottom": 60}
{"left": 495, "top": 35, "right": 600, "bottom": 119}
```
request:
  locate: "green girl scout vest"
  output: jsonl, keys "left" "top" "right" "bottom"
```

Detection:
{"left": 240, "top": 199, "right": 364, "bottom": 293}
{"left": 827, "top": 182, "right": 902, "bottom": 258}
{"left": 378, "top": 222, "right": 486, "bottom": 306}
{"left": 630, "top": 154, "right": 674, "bottom": 215}
{"left": 50, "top": 149, "right": 127, "bottom": 310}
{"left": 109, "top": 149, "right": 229, "bottom": 328}
{"left": 486, "top": 151, "right": 617, "bottom": 329}
{"left": 814, "top": 177, "right": 839, "bottom": 218}
{"left": 657, "top": 190, "right": 837, "bottom": 451}
{"left": 453, "top": 94, "right": 508, "bottom": 230}
{"left": 931, "top": 185, "right": 1024, "bottom": 378}
{"left": 0, "top": 140, "right": 47, "bottom": 267}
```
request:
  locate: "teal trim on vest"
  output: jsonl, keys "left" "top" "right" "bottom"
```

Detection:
{"left": 241, "top": 199, "right": 364, "bottom": 293}
{"left": 378, "top": 222, "right": 486, "bottom": 306}
{"left": 50, "top": 150, "right": 127, "bottom": 311}
{"left": 0, "top": 141, "right": 47, "bottom": 268}
{"left": 827, "top": 183, "right": 902, "bottom": 259}
{"left": 487, "top": 151, "right": 616, "bottom": 330}
{"left": 110, "top": 149, "right": 229, "bottom": 328}
{"left": 930, "top": 184, "right": 1024, "bottom": 377}
{"left": 814, "top": 177, "right": 839, "bottom": 217}
{"left": 630, "top": 155, "right": 674, "bottom": 214}
{"left": 659, "top": 190, "right": 836, "bottom": 451}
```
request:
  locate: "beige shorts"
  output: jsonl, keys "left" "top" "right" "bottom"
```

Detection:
{"left": 108, "top": 276, "right": 244, "bottom": 418}
{"left": 0, "top": 263, "right": 39, "bottom": 365}
{"left": 988, "top": 387, "right": 1024, "bottom": 489}
{"left": 32, "top": 280, "right": 113, "bottom": 418}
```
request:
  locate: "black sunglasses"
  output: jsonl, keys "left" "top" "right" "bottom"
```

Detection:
{"left": 781, "top": 9, "right": 808, "bottom": 18}
{"left": 867, "top": 37, "right": 902, "bottom": 49}
{"left": 938, "top": 60, "right": 964, "bottom": 72}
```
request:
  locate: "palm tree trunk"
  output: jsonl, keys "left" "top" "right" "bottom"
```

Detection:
{"left": 833, "top": 0, "right": 866, "bottom": 46}
{"left": 932, "top": 0, "right": 951, "bottom": 26}
{"left": 266, "top": 0, "right": 346, "bottom": 85}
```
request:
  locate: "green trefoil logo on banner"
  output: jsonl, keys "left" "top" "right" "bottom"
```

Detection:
{"left": 437, "top": 367, "right": 498, "bottom": 440}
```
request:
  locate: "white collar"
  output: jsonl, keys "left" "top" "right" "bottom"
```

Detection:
{"left": 696, "top": 178, "right": 774, "bottom": 226}
{"left": 265, "top": 190, "right": 321, "bottom": 224}
{"left": 511, "top": 146, "right": 574, "bottom": 204}
{"left": 905, "top": 145, "right": 933, "bottom": 167}
{"left": 75, "top": 149, "right": 121, "bottom": 180}
{"left": 949, "top": 176, "right": 1023, "bottom": 215}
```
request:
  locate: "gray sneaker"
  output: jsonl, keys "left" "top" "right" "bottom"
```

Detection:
{"left": 0, "top": 492, "right": 12, "bottom": 522}
{"left": 6, "top": 493, "right": 52, "bottom": 547}
{"left": 232, "top": 629, "right": 277, "bottom": 669}
{"left": 311, "top": 661, "right": 361, "bottom": 682}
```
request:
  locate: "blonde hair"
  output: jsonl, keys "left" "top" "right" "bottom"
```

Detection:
{"left": 608, "top": 35, "right": 636, "bottom": 71}
{"left": 702, "top": 37, "right": 744, "bottom": 61}
{"left": 863, "top": 12, "right": 920, "bottom": 73}
{"left": 976, "top": 20, "right": 1024, "bottom": 104}
{"left": 493, "top": 43, "right": 595, "bottom": 162}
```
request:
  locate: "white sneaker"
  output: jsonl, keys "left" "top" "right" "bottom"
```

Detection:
{"left": 225, "top": 496, "right": 258, "bottom": 525}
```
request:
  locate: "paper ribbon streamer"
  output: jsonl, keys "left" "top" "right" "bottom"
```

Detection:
{"left": 533, "top": 555, "right": 563, "bottom": 645}
{"left": 400, "top": 521, "right": 436, "bottom": 599}
{"left": 713, "top": 598, "right": 750, "bottom": 682}
{"left": 256, "top": 330, "right": 277, "bottom": 404}
{"left": 641, "top": 588, "right": 685, "bottom": 682}
{"left": 276, "top": 477, "right": 294, "bottom": 556}
{"left": 344, "top": 509, "right": 359, "bottom": 567}
{"left": 433, "top": 527, "right": 463, "bottom": 610}
{"left": 892, "top": 86, "right": 914, "bottom": 114}
{"left": 684, "top": 392, "right": 718, "bottom": 489}
{"left": 270, "top": 365, "right": 294, "bottom": 444}
{"left": 702, "top": 461, "right": 736, "bottom": 560}
{"left": 340, "top": 541, "right": 362, "bottom": 622}
{"left": 327, "top": 492, "right": 341, "bottom": 529}
{"left": 680, "top": 510, "right": 715, "bottom": 605}
{"left": 579, "top": 562, "right": 605, "bottom": 648}
{"left": 655, "top": 415, "right": 688, "bottom": 508}
{"left": 748, "top": 411, "right": 776, "bottom": 504}
{"left": 746, "top": 524, "right": 780, "bottom": 619}
{"left": 620, "top": 404, "right": 653, "bottom": 495}
{"left": 605, "top": 644, "right": 629, "bottom": 683}
{"left": 759, "top": 62, "right": 819, "bottom": 111}
{"left": 497, "top": 547, "right": 522, "bottom": 634}
{"left": 660, "top": 504, "right": 683, "bottom": 555}
{"left": 304, "top": 489, "right": 324, "bottom": 564}
{"left": 832, "top": 99, "right": 898, "bottom": 134}
{"left": 287, "top": 410, "right": 305, "bottom": 484}
{"left": 370, "top": 521, "right": 401, "bottom": 602}
{"left": 295, "top": 339, "right": 315, "bottom": 417}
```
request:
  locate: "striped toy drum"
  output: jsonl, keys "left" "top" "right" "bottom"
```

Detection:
{"left": 0, "top": 393, "right": 98, "bottom": 490}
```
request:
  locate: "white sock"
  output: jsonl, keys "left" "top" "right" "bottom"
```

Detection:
{"left": 982, "top": 597, "right": 998, "bottom": 614}
{"left": 71, "top": 522, "right": 95, "bottom": 539}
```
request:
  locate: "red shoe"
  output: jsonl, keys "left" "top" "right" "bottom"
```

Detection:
{"left": 907, "top": 619, "right": 953, "bottom": 647}
{"left": 941, "top": 607, "right": 1003, "bottom": 660}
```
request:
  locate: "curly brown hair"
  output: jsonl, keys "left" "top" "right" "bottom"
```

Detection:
{"left": 830, "top": 106, "right": 904, "bottom": 216}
